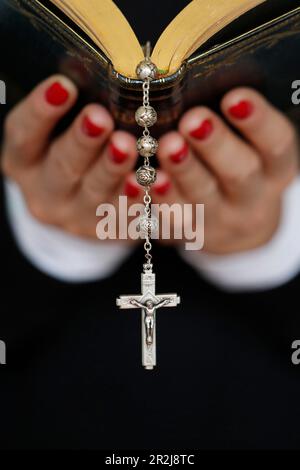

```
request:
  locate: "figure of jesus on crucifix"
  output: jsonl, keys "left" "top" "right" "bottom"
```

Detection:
{"left": 130, "top": 298, "right": 171, "bottom": 346}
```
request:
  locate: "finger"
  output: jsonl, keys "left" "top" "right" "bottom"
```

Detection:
{"left": 221, "top": 87, "right": 299, "bottom": 186}
{"left": 156, "top": 131, "right": 220, "bottom": 204}
{"left": 179, "top": 107, "right": 263, "bottom": 201}
{"left": 41, "top": 104, "right": 114, "bottom": 196}
{"left": 119, "top": 172, "right": 143, "bottom": 203}
{"left": 66, "top": 174, "right": 143, "bottom": 239}
{"left": 80, "top": 130, "right": 138, "bottom": 204}
{"left": 152, "top": 170, "right": 185, "bottom": 242}
{"left": 2, "top": 75, "right": 77, "bottom": 172}
{"left": 152, "top": 170, "right": 197, "bottom": 246}
{"left": 121, "top": 171, "right": 177, "bottom": 203}
{"left": 152, "top": 169, "right": 178, "bottom": 201}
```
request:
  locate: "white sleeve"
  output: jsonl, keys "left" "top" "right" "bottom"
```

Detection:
{"left": 178, "top": 177, "right": 300, "bottom": 292}
{"left": 4, "top": 179, "right": 133, "bottom": 283}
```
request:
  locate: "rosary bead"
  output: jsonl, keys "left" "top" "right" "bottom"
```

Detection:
{"left": 139, "top": 215, "right": 159, "bottom": 237}
{"left": 136, "top": 59, "right": 158, "bottom": 81}
{"left": 135, "top": 106, "right": 157, "bottom": 127}
{"left": 136, "top": 165, "right": 157, "bottom": 186}
{"left": 137, "top": 135, "right": 158, "bottom": 157}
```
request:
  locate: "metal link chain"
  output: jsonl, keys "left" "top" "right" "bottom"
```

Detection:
{"left": 141, "top": 79, "right": 152, "bottom": 269}
{"left": 143, "top": 80, "right": 150, "bottom": 106}
{"left": 135, "top": 49, "right": 159, "bottom": 273}
{"left": 143, "top": 187, "right": 152, "bottom": 266}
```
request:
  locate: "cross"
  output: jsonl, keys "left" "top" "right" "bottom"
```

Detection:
{"left": 116, "top": 271, "right": 180, "bottom": 370}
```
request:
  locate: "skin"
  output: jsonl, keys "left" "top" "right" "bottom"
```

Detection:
{"left": 1, "top": 75, "right": 299, "bottom": 254}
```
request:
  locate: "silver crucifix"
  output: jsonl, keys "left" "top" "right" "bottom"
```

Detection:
{"left": 116, "top": 269, "right": 180, "bottom": 370}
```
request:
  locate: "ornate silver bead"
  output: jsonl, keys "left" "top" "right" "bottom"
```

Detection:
{"left": 136, "top": 165, "right": 157, "bottom": 186}
{"left": 139, "top": 215, "right": 159, "bottom": 238}
{"left": 137, "top": 135, "right": 158, "bottom": 157}
{"left": 136, "top": 60, "right": 158, "bottom": 81}
{"left": 135, "top": 106, "right": 157, "bottom": 127}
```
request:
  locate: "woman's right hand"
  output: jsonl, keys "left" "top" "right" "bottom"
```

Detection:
{"left": 1, "top": 75, "right": 142, "bottom": 239}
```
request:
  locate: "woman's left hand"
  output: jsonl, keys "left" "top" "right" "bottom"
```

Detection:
{"left": 150, "top": 88, "right": 299, "bottom": 254}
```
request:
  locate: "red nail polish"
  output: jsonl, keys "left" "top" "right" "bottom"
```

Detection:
{"left": 189, "top": 119, "right": 213, "bottom": 140}
{"left": 82, "top": 116, "right": 104, "bottom": 137}
{"left": 45, "top": 81, "right": 69, "bottom": 106}
{"left": 109, "top": 142, "right": 128, "bottom": 164}
{"left": 229, "top": 100, "right": 253, "bottom": 119}
{"left": 154, "top": 181, "right": 171, "bottom": 196}
{"left": 170, "top": 142, "right": 189, "bottom": 164}
{"left": 125, "top": 181, "right": 140, "bottom": 198}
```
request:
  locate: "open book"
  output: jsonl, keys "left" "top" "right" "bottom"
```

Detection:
{"left": 49, "top": 0, "right": 266, "bottom": 77}
{"left": 1, "top": 0, "right": 300, "bottom": 134}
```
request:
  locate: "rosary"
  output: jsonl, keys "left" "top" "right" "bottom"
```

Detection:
{"left": 116, "top": 44, "right": 181, "bottom": 370}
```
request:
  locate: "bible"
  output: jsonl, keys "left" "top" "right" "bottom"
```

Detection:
{"left": 1, "top": 0, "right": 300, "bottom": 135}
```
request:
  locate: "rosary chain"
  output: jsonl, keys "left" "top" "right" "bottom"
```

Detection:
{"left": 135, "top": 57, "right": 159, "bottom": 272}
{"left": 143, "top": 80, "right": 150, "bottom": 107}
{"left": 143, "top": 80, "right": 152, "bottom": 268}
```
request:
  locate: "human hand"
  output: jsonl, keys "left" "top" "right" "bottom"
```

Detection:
{"left": 151, "top": 88, "right": 299, "bottom": 254}
{"left": 1, "top": 75, "right": 142, "bottom": 239}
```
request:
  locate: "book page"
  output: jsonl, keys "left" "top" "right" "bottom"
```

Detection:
{"left": 151, "top": 0, "right": 266, "bottom": 76}
{"left": 50, "top": 0, "right": 144, "bottom": 77}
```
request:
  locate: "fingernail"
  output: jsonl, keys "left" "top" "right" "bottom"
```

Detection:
{"left": 109, "top": 142, "right": 128, "bottom": 164}
{"left": 45, "top": 81, "right": 70, "bottom": 106}
{"left": 189, "top": 119, "right": 213, "bottom": 140}
{"left": 170, "top": 142, "right": 189, "bottom": 164}
{"left": 82, "top": 115, "right": 104, "bottom": 137}
{"left": 154, "top": 180, "right": 171, "bottom": 196}
{"left": 125, "top": 181, "right": 140, "bottom": 198}
{"left": 229, "top": 100, "right": 254, "bottom": 119}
